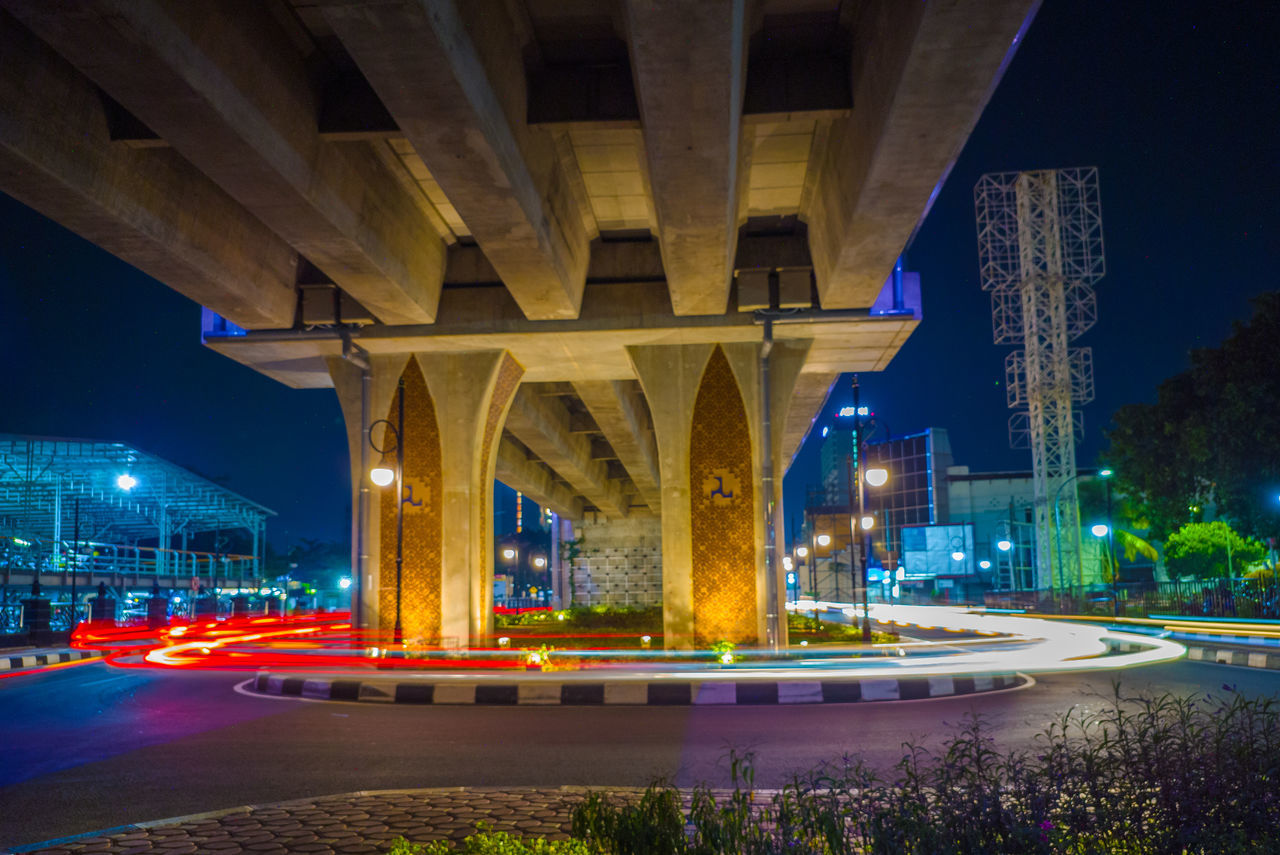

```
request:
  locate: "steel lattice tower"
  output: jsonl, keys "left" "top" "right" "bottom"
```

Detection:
{"left": 975, "top": 168, "right": 1104, "bottom": 590}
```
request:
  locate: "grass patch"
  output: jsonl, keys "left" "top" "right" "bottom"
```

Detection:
{"left": 787, "top": 613, "right": 899, "bottom": 646}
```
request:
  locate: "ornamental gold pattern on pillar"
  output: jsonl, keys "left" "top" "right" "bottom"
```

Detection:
{"left": 379, "top": 357, "right": 443, "bottom": 642}
{"left": 689, "top": 346, "right": 756, "bottom": 645}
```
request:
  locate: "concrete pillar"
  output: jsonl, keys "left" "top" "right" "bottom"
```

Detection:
{"left": 630, "top": 341, "right": 809, "bottom": 649}
{"left": 329, "top": 350, "right": 524, "bottom": 647}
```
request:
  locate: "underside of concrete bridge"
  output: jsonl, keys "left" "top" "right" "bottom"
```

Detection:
{"left": 0, "top": 0, "right": 1039, "bottom": 647}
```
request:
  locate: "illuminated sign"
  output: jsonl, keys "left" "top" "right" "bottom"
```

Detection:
{"left": 837, "top": 406, "right": 871, "bottom": 418}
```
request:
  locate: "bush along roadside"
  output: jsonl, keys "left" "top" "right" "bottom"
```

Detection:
{"left": 391, "top": 686, "right": 1280, "bottom": 854}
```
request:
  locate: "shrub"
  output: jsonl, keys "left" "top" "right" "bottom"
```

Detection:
{"left": 569, "top": 686, "right": 1280, "bottom": 854}
{"left": 388, "top": 828, "right": 596, "bottom": 854}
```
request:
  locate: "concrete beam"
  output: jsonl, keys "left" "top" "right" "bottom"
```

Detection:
{"left": 623, "top": 0, "right": 749, "bottom": 316}
{"left": 573, "top": 380, "right": 661, "bottom": 512}
{"left": 781, "top": 371, "right": 838, "bottom": 470}
{"left": 503, "top": 386, "right": 629, "bottom": 518}
{"left": 0, "top": 11, "right": 296, "bottom": 329}
{"left": 495, "top": 436, "right": 584, "bottom": 521}
{"left": 321, "top": 0, "right": 592, "bottom": 321}
{"left": 6, "top": 0, "right": 446, "bottom": 325}
{"left": 806, "top": 0, "right": 1037, "bottom": 308}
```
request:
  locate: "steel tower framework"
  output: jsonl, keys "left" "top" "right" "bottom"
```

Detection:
{"left": 975, "top": 168, "right": 1104, "bottom": 590}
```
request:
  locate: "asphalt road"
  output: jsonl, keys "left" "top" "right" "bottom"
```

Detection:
{"left": 2, "top": 658, "right": 1278, "bottom": 848}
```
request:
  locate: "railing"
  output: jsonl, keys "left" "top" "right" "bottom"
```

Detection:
{"left": 982, "top": 577, "right": 1280, "bottom": 619}
{"left": 2, "top": 537, "right": 260, "bottom": 585}
{"left": 495, "top": 598, "right": 549, "bottom": 614}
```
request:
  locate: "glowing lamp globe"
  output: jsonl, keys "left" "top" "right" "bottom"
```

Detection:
{"left": 979, "top": 559, "right": 992, "bottom": 570}
{"left": 1091, "top": 523, "right": 1110, "bottom": 537}
{"left": 795, "top": 546, "right": 809, "bottom": 558}
{"left": 782, "top": 556, "right": 793, "bottom": 571}
{"left": 860, "top": 515, "right": 875, "bottom": 531}
{"left": 339, "top": 577, "right": 353, "bottom": 589}
{"left": 997, "top": 539, "right": 1013, "bottom": 552}
{"left": 864, "top": 467, "right": 889, "bottom": 487}
{"left": 816, "top": 534, "right": 831, "bottom": 547}
{"left": 951, "top": 550, "right": 966, "bottom": 561}
{"left": 116, "top": 473, "right": 137, "bottom": 490}
{"left": 502, "top": 548, "right": 516, "bottom": 560}
{"left": 370, "top": 466, "right": 395, "bottom": 487}
{"left": 533, "top": 557, "right": 546, "bottom": 568}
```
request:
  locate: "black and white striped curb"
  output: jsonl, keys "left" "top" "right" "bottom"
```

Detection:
{"left": 1180, "top": 633, "right": 1280, "bottom": 648}
{"left": 249, "top": 671, "right": 1026, "bottom": 705}
{"left": 1187, "top": 645, "right": 1280, "bottom": 670}
{"left": 0, "top": 649, "right": 100, "bottom": 671}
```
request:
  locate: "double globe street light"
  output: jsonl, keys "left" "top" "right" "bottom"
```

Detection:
{"left": 844, "top": 375, "right": 889, "bottom": 642}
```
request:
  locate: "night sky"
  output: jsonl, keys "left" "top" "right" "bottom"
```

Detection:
{"left": 1, "top": 0, "right": 1275, "bottom": 550}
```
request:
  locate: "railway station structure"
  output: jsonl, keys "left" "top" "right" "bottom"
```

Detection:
{"left": 0, "top": 435, "right": 273, "bottom": 631}
{"left": 0, "top": 0, "right": 1038, "bottom": 648}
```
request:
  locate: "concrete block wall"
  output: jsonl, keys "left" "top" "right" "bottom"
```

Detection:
{"left": 570, "top": 513, "right": 662, "bottom": 607}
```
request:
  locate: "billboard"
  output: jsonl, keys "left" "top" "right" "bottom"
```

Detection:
{"left": 900, "top": 523, "right": 976, "bottom": 579}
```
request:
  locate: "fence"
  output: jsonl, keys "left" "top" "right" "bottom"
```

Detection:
{"left": 982, "top": 576, "right": 1280, "bottom": 619}
{"left": 2, "top": 537, "right": 261, "bottom": 586}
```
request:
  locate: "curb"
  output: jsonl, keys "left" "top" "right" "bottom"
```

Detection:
{"left": 248, "top": 671, "right": 1028, "bottom": 705}
{"left": 0, "top": 649, "right": 100, "bottom": 672}
{"left": 1187, "top": 644, "right": 1280, "bottom": 671}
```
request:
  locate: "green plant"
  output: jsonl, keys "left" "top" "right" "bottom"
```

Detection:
{"left": 570, "top": 686, "right": 1280, "bottom": 854}
{"left": 1164, "top": 520, "right": 1266, "bottom": 579}
{"left": 710, "top": 640, "right": 735, "bottom": 664}
{"left": 389, "top": 827, "right": 597, "bottom": 854}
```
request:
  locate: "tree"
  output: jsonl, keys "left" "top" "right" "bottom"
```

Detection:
{"left": 1163, "top": 521, "right": 1265, "bottom": 580}
{"left": 1106, "top": 291, "right": 1280, "bottom": 541}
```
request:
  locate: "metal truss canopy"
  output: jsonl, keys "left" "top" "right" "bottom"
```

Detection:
{"left": 0, "top": 435, "right": 275, "bottom": 545}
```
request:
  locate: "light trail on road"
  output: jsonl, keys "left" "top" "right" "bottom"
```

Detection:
{"left": 71, "top": 604, "right": 1185, "bottom": 679}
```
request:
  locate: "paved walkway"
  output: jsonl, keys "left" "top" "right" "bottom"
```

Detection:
{"left": 9, "top": 789, "right": 622, "bottom": 854}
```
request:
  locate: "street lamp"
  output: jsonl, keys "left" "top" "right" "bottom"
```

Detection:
{"left": 1053, "top": 468, "right": 1112, "bottom": 594}
{"left": 844, "top": 375, "right": 889, "bottom": 642}
{"left": 369, "top": 377, "right": 406, "bottom": 644}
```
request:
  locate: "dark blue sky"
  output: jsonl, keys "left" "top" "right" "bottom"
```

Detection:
{"left": 2, "top": 0, "right": 1275, "bottom": 549}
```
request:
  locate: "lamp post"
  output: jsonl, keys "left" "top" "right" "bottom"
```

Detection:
{"left": 843, "top": 376, "right": 889, "bottom": 643}
{"left": 1053, "top": 468, "right": 1112, "bottom": 596}
{"left": 1103, "top": 470, "right": 1117, "bottom": 616}
{"left": 369, "top": 377, "right": 405, "bottom": 644}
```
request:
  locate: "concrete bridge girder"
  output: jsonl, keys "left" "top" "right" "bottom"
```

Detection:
{"left": 0, "top": 0, "right": 1041, "bottom": 646}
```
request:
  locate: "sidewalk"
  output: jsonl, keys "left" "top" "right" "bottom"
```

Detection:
{"left": 6, "top": 788, "right": 625, "bottom": 854}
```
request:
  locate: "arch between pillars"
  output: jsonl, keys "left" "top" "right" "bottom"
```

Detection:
{"left": 689, "top": 345, "right": 757, "bottom": 645}
{"left": 379, "top": 356, "right": 443, "bottom": 642}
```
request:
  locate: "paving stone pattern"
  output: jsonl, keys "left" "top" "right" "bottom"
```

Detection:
{"left": 15, "top": 788, "right": 644, "bottom": 855}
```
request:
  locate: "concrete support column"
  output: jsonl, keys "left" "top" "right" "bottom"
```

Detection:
{"left": 414, "top": 352, "right": 524, "bottom": 646}
{"left": 630, "top": 341, "right": 809, "bottom": 649}
{"left": 329, "top": 350, "right": 523, "bottom": 647}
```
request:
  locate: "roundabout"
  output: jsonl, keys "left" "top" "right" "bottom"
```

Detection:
{"left": 69, "top": 604, "right": 1185, "bottom": 705}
